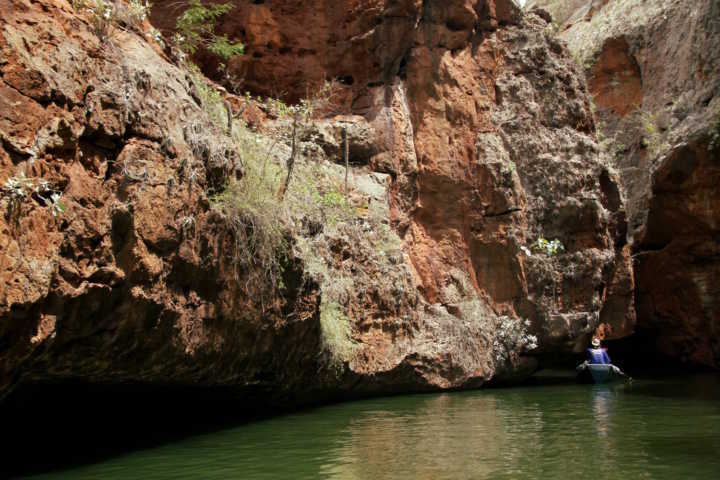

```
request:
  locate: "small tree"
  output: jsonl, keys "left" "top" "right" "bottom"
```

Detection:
{"left": 174, "top": 0, "right": 244, "bottom": 62}
{"left": 264, "top": 81, "right": 340, "bottom": 200}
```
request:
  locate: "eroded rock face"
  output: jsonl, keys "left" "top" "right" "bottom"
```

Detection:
{"left": 635, "top": 133, "right": 720, "bottom": 367}
{"left": 152, "top": 0, "right": 634, "bottom": 353}
{"left": 0, "top": 0, "right": 321, "bottom": 399}
{"left": 532, "top": 0, "right": 720, "bottom": 367}
{"left": 1, "top": 0, "right": 635, "bottom": 403}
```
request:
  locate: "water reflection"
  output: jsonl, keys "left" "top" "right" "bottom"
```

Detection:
{"left": 592, "top": 386, "right": 613, "bottom": 437}
{"left": 322, "top": 385, "right": 640, "bottom": 479}
{"left": 33, "top": 375, "right": 720, "bottom": 480}
{"left": 322, "top": 394, "right": 506, "bottom": 479}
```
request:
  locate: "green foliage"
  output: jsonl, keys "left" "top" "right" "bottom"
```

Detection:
{"left": 319, "top": 300, "right": 357, "bottom": 374}
{"left": 262, "top": 81, "right": 339, "bottom": 199}
{"left": 207, "top": 35, "right": 245, "bottom": 61}
{"left": 530, "top": 237, "right": 565, "bottom": 256}
{"left": 2, "top": 172, "right": 34, "bottom": 201}
{"left": 263, "top": 81, "right": 338, "bottom": 122}
{"left": 174, "top": 0, "right": 244, "bottom": 62}
{"left": 316, "top": 191, "right": 345, "bottom": 208}
{"left": 211, "top": 121, "right": 354, "bottom": 298}
{"left": 124, "top": 0, "right": 151, "bottom": 25}
{"left": 147, "top": 26, "right": 165, "bottom": 48}
{"left": 207, "top": 84, "right": 378, "bottom": 371}
{"left": 638, "top": 111, "right": 669, "bottom": 158}
{"left": 187, "top": 64, "right": 228, "bottom": 126}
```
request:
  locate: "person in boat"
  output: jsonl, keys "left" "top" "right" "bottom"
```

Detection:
{"left": 587, "top": 337, "right": 611, "bottom": 364}
{"left": 577, "top": 338, "right": 629, "bottom": 380}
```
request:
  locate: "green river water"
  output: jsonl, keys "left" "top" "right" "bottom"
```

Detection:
{"left": 31, "top": 373, "right": 720, "bottom": 479}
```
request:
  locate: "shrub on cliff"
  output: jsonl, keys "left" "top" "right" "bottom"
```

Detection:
{"left": 530, "top": 237, "right": 565, "bottom": 256}
{"left": 72, "top": 0, "right": 151, "bottom": 39}
{"left": 638, "top": 111, "right": 669, "bottom": 158}
{"left": 319, "top": 300, "right": 358, "bottom": 375}
{"left": 493, "top": 317, "right": 538, "bottom": 365}
{"left": 174, "top": 0, "right": 244, "bottom": 63}
{"left": 261, "top": 81, "right": 341, "bottom": 199}
{"left": 1, "top": 173, "right": 65, "bottom": 222}
{"left": 211, "top": 127, "right": 288, "bottom": 304}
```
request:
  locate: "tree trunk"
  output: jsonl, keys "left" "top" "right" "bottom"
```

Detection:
{"left": 279, "top": 114, "right": 299, "bottom": 200}
{"left": 343, "top": 127, "right": 349, "bottom": 198}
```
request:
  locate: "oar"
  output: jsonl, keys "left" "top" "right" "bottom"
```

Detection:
{"left": 612, "top": 365, "right": 633, "bottom": 383}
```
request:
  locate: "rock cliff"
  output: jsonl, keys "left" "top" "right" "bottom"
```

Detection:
{"left": 528, "top": 0, "right": 720, "bottom": 367}
{"left": 1, "top": 0, "right": 634, "bottom": 404}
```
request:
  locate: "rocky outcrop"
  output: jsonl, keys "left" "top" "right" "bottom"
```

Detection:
{"left": 0, "top": 0, "right": 323, "bottom": 400}
{"left": 634, "top": 131, "right": 720, "bottom": 367}
{"left": 155, "top": 0, "right": 636, "bottom": 351}
{"left": 530, "top": 0, "right": 720, "bottom": 367}
{"left": 1, "top": 0, "right": 634, "bottom": 403}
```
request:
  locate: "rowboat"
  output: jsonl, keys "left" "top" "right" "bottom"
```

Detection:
{"left": 576, "top": 362, "right": 625, "bottom": 384}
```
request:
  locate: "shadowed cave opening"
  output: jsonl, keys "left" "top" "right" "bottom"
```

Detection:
{"left": 532, "top": 328, "right": 716, "bottom": 376}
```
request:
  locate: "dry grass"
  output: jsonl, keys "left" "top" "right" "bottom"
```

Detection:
{"left": 211, "top": 127, "right": 288, "bottom": 300}
{"left": 319, "top": 300, "right": 358, "bottom": 373}
{"left": 207, "top": 83, "right": 406, "bottom": 371}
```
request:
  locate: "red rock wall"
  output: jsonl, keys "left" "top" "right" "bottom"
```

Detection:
{"left": 0, "top": 0, "right": 636, "bottom": 402}
{"left": 0, "top": 0, "right": 323, "bottom": 399}
{"left": 533, "top": 0, "right": 720, "bottom": 368}
{"left": 155, "top": 0, "right": 635, "bottom": 351}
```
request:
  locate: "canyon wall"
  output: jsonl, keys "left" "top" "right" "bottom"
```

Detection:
{"left": 529, "top": 0, "right": 720, "bottom": 367}
{"left": 153, "top": 0, "right": 637, "bottom": 356}
{"left": 1, "top": 0, "right": 634, "bottom": 403}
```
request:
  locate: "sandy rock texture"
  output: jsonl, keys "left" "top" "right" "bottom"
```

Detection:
{"left": 1, "top": 0, "right": 635, "bottom": 402}
{"left": 530, "top": 0, "right": 720, "bottom": 367}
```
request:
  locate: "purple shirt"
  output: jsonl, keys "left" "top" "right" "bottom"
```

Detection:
{"left": 587, "top": 348, "right": 611, "bottom": 364}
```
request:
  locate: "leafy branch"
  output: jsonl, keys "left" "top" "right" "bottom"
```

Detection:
{"left": 174, "top": 0, "right": 244, "bottom": 62}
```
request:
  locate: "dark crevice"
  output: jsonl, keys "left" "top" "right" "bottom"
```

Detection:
{"left": 631, "top": 242, "right": 670, "bottom": 257}
{"left": 397, "top": 51, "right": 410, "bottom": 80}
{"left": 337, "top": 75, "right": 354, "bottom": 86}
{"left": 599, "top": 169, "right": 621, "bottom": 212}
{"left": 1, "top": 77, "right": 53, "bottom": 108}
{"left": 0, "top": 136, "right": 32, "bottom": 164}
{"left": 484, "top": 207, "right": 522, "bottom": 218}
{"left": 445, "top": 19, "right": 469, "bottom": 32}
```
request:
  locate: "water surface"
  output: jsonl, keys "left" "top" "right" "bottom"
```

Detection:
{"left": 33, "top": 373, "right": 720, "bottom": 479}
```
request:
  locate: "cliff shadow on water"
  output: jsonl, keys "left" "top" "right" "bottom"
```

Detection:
{"left": 0, "top": 382, "right": 293, "bottom": 477}
{"left": 3, "top": 371, "right": 720, "bottom": 479}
